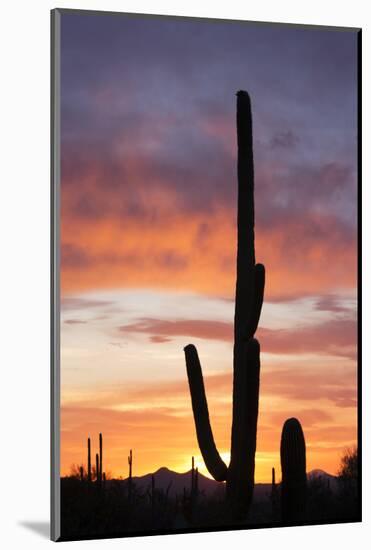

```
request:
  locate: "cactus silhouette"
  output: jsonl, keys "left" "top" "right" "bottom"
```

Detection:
{"left": 128, "top": 449, "right": 133, "bottom": 502}
{"left": 128, "top": 449, "right": 133, "bottom": 478}
{"left": 87, "top": 437, "right": 92, "bottom": 483}
{"left": 270, "top": 466, "right": 279, "bottom": 520}
{"left": 189, "top": 456, "right": 199, "bottom": 522}
{"left": 95, "top": 453, "right": 99, "bottom": 483}
{"left": 99, "top": 432, "right": 103, "bottom": 484}
{"left": 184, "top": 90, "right": 264, "bottom": 520}
{"left": 191, "top": 456, "right": 198, "bottom": 497}
{"left": 280, "top": 418, "right": 307, "bottom": 524}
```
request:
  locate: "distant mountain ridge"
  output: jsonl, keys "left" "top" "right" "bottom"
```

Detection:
{"left": 307, "top": 468, "right": 338, "bottom": 491}
{"left": 107, "top": 466, "right": 338, "bottom": 501}
{"left": 128, "top": 467, "right": 221, "bottom": 498}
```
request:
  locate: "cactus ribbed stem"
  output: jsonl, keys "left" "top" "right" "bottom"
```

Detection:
{"left": 227, "top": 338, "right": 260, "bottom": 517}
{"left": 280, "top": 418, "right": 307, "bottom": 524}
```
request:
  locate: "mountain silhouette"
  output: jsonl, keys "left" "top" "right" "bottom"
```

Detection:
{"left": 129, "top": 467, "right": 221, "bottom": 498}
{"left": 307, "top": 468, "right": 338, "bottom": 491}
{"left": 106, "top": 467, "right": 338, "bottom": 500}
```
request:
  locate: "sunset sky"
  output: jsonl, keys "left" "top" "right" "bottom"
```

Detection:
{"left": 60, "top": 12, "right": 358, "bottom": 482}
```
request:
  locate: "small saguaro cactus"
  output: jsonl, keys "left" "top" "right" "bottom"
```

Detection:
{"left": 99, "top": 432, "right": 103, "bottom": 484}
{"left": 128, "top": 449, "right": 133, "bottom": 502}
{"left": 95, "top": 453, "right": 99, "bottom": 483}
{"left": 128, "top": 449, "right": 133, "bottom": 478}
{"left": 189, "top": 456, "right": 199, "bottom": 522}
{"left": 190, "top": 457, "right": 199, "bottom": 500}
{"left": 280, "top": 418, "right": 307, "bottom": 524}
{"left": 270, "top": 466, "right": 279, "bottom": 520}
{"left": 184, "top": 91, "right": 265, "bottom": 520}
{"left": 87, "top": 437, "right": 92, "bottom": 483}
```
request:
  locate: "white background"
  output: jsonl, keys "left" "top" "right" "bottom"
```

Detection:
{"left": 0, "top": 0, "right": 368, "bottom": 548}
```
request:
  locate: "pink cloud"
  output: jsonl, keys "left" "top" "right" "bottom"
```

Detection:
{"left": 119, "top": 316, "right": 357, "bottom": 359}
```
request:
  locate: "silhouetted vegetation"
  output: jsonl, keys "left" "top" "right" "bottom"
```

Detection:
{"left": 61, "top": 449, "right": 359, "bottom": 539}
{"left": 184, "top": 90, "right": 264, "bottom": 521}
{"left": 336, "top": 446, "right": 358, "bottom": 520}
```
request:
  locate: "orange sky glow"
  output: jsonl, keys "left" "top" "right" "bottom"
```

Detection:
{"left": 60, "top": 193, "right": 357, "bottom": 482}
{"left": 59, "top": 17, "right": 357, "bottom": 484}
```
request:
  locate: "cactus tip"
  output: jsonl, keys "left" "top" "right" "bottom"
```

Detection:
{"left": 184, "top": 343, "right": 197, "bottom": 354}
{"left": 283, "top": 417, "right": 301, "bottom": 429}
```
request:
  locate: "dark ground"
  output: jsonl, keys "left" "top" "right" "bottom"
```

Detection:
{"left": 60, "top": 469, "right": 359, "bottom": 540}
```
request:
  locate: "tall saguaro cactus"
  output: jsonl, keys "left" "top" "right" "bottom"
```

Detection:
{"left": 184, "top": 91, "right": 265, "bottom": 520}
{"left": 280, "top": 418, "right": 307, "bottom": 524}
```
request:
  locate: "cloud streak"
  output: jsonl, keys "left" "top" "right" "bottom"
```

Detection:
{"left": 119, "top": 316, "right": 356, "bottom": 359}
{"left": 61, "top": 206, "right": 356, "bottom": 300}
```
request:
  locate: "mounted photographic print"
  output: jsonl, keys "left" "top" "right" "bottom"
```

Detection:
{"left": 51, "top": 8, "right": 361, "bottom": 542}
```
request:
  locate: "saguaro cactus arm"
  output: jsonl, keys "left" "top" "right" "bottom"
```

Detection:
{"left": 184, "top": 344, "right": 228, "bottom": 482}
{"left": 248, "top": 263, "right": 265, "bottom": 338}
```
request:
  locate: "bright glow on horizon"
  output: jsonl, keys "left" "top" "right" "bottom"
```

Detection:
{"left": 60, "top": 289, "right": 356, "bottom": 484}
